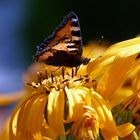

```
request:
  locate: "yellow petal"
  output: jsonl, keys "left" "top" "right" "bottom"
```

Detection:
{"left": 87, "top": 56, "right": 115, "bottom": 79}
{"left": 87, "top": 37, "right": 140, "bottom": 79}
{"left": 91, "top": 90, "right": 118, "bottom": 140}
{"left": 116, "top": 123, "right": 135, "bottom": 137}
{"left": 64, "top": 87, "right": 85, "bottom": 122}
{"left": 41, "top": 119, "right": 58, "bottom": 140}
{"left": 127, "top": 59, "right": 140, "bottom": 80}
{"left": 47, "top": 89, "right": 65, "bottom": 135}
{"left": 76, "top": 64, "right": 88, "bottom": 77}
{"left": 110, "top": 87, "right": 133, "bottom": 108}
{"left": 132, "top": 70, "right": 140, "bottom": 93}
{"left": 83, "top": 42, "right": 108, "bottom": 58}
{"left": 103, "top": 37, "right": 140, "bottom": 57}
{"left": 71, "top": 105, "right": 99, "bottom": 140}
{"left": 97, "top": 54, "right": 137, "bottom": 100}
{"left": 9, "top": 92, "right": 47, "bottom": 140}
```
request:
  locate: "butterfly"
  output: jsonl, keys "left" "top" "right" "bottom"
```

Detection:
{"left": 33, "top": 12, "right": 90, "bottom": 67}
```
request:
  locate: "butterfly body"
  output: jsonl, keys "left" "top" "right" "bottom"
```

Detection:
{"left": 33, "top": 12, "right": 90, "bottom": 67}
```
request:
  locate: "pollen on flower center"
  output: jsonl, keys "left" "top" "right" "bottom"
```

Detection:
{"left": 28, "top": 67, "right": 94, "bottom": 93}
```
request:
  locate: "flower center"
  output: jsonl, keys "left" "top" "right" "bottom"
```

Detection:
{"left": 28, "top": 67, "right": 94, "bottom": 93}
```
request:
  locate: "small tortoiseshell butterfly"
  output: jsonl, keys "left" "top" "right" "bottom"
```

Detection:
{"left": 33, "top": 12, "right": 90, "bottom": 67}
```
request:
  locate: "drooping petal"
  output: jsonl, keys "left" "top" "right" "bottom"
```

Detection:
{"left": 64, "top": 87, "right": 86, "bottom": 122}
{"left": 9, "top": 92, "right": 48, "bottom": 140}
{"left": 47, "top": 89, "right": 65, "bottom": 135}
{"left": 70, "top": 105, "right": 99, "bottom": 140}
{"left": 90, "top": 89, "right": 118, "bottom": 140}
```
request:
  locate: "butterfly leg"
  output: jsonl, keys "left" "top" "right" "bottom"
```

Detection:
{"left": 62, "top": 66, "right": 66, "bottom": 79}
{"left": 52, "top": 66, "right": 66, "bottom": 79}
{"left": 71, "top": 67, "right": 79, "bottom": 77}
{"left": 71, "top": 68, "right": 74, "bottom": 78}
{"left": 52, "top": 66, "right": 62, "bottom": 72}
{"left": 75, "top": 66, "right": 79, "bottom": 76}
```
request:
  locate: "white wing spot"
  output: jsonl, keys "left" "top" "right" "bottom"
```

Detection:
{"left": 66, "top": 43, "right": 75, "bottom": 46}
{"left": 72, "top": 18, "right": 78, "bottom": 22}
{"left": 72, "top": 36, "right": 81, "bottom": 41}
{"left": 71, "top": 27, "right": 80, "bottom": 31}
{"left": 68, "top": 48, "right": 78, "bottom": 51}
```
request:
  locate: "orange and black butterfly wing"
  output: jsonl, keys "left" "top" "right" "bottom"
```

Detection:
{"left": 33, "top": 12, "right": 89, "bottom": 67}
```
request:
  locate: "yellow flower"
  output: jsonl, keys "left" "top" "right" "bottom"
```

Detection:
{"left": 9, "top": 37, "right": 140, "bottom": 140}
{"left": 9, "top": 67, "right": 118, "bottom": 140}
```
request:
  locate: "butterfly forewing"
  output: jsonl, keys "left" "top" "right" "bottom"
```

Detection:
{"left": 33, "top": 12, "right": 89, "bottom": 67}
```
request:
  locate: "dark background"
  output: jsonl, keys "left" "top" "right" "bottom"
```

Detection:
{"left": 0, "top": 0, "right": 140, "bottom": 92}
{"left": 23, "top": 0, "right": 140, "bottom": 64}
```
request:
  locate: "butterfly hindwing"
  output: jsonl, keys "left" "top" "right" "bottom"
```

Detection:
{"left": 33, "top": 12, "right": 89, "bottom": 67}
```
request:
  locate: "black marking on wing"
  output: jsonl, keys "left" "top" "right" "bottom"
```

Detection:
{"left": 45, "top": 51, "right": 83, "bottom": 67}
{"left": 67, "top": 45, "right": 76, "bottom": 48}
{"left": 73, "top": 40, "right": 81, "bottom": 45}
{"left": 71, "top": 21, "right": 79, "bottom": 27}
{"left": 71, "top": 30, "right": 81, "bottom": 37}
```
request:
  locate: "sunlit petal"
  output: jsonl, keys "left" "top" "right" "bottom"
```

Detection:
{"left": 87, "top": 37, "right": 140, "bottom": 79}
{"left": 116, "top": 123, "right": 135, "bottom": 137}
{"left": 9, "top": 92, "right": 48, "bottom": 140}
{"left": 110, "top": 87, "right": 133, "bottom": 108}
{"left": 47, "top": 89, "right": 65, "bottom": 135}
{"left": 97, "top": 54, "right": 137, "bottom": 100}
{"left": 90, "top": 90, "right": 118, "bottom": 140}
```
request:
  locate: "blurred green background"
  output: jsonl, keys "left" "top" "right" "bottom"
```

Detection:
{"left": 0, "top": 0, "right": 140, "bottom": 92}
